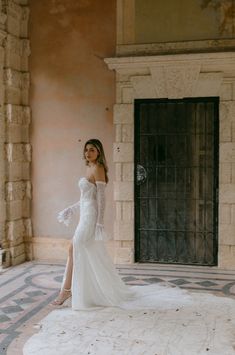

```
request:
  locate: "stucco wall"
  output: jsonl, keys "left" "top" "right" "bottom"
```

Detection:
{"left": 29, "top": 0, "right": 116, "bottom": 258}
{"left": 135, "top": 0, "right": 235, "bottom": 44}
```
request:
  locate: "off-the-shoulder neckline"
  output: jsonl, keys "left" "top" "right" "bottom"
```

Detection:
{"left": 82, "top": 177, "right": 106, "bottom": 186}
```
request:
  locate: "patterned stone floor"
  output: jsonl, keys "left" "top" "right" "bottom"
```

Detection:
{"left": 0, "top": 261, "right": 235, "bottom": 354}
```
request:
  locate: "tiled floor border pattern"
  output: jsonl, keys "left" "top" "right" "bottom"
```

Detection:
{"left": 0, "top": 262, "right": 235, "bottom": 354}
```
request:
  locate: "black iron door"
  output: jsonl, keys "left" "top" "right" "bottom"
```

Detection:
{"left": 135, "top": 98, "right": 219, "bottom": 265}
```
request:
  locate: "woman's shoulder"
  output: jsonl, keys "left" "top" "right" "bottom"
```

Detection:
{"left": 93, "top": 163, "right": 105, "bottom": 182}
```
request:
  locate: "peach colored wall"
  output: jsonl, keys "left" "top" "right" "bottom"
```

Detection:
{"left": 29, "top": 0, "right": 116, "bottom": 242}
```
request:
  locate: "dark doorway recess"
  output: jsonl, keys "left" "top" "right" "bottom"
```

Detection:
{"left": 134, "top": 98, "right": 219, "bottom": 265}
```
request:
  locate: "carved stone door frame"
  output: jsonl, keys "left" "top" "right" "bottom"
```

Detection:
{"left": 105, "top": 52, "right": 235, "bottom": 268}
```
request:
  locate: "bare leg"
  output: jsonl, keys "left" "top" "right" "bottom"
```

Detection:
{"left": 63, "top": 242, "right": 73, "bottom": 289}
{"left": 51, "top": 243, "right": 73, "bottom": 305}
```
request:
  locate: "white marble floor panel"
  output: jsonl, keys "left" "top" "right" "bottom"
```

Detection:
{"left": 23, "top": 286, "right": 235, "bottom": 355}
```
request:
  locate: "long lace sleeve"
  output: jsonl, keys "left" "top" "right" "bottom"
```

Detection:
{"left": 95, "top": 181, "right": 110, "bottom": 241}
{"left": 57, "top": 201, "right": 80, "bottom": 226}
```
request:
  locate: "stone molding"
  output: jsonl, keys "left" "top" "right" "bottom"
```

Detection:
{"left": 116, "top": 39, "right": 235, "bottom": 57}
{"left": 105, "top": 51, "right": 235, "bottom": 267}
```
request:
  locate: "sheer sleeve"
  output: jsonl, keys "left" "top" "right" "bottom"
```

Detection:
{"left": 57, "top": 201, "right": 80, "bottom": 226}
{"left": 95, "top": 181, "right": 111, "bottom": 241}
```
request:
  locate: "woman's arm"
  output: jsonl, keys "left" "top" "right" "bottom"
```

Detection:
{"left": 93, "top": 164, "right": 106, "bottom": 183}
{"left": 93, "top": 165, "right": 109, "bottom": 240}
{"left": 57, "top": 201, "right": 80, "bottom": 226}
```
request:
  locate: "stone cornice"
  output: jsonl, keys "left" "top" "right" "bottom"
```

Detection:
{"left": 105, "top": 52, "right": 235, "bottom": 75}
{"left": 116, "top": 39, "right": 235, "bottom": 57}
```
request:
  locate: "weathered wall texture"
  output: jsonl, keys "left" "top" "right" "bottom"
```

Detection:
{"left": 117, "top": 0, "right": 235, "bottom": 55}
{"left": 135, "top": 0, "right": 235, "bottom": 43}
{"left": 0, "top": 0, "right": 31, "bottom": 268}
{"left": 29, "top": 0, "right": 116, "bottom": 260}
{"left": 105, "top": 1, "right": 235, "bottom": 268}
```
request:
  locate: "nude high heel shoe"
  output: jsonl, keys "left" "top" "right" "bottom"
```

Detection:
{"left": 51, "top": 288, "right": 72, "bottom": 306}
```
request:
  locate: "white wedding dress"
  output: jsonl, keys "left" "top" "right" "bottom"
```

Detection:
{"left": 58, "top": 177, "right": 135, "bottom": 310}
{"left": 58, "top": 177, "right": 191, "bottom": 311}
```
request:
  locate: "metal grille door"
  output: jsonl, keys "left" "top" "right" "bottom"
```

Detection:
{"left": 134, "top": 98, "right": 219, "bottom": 265}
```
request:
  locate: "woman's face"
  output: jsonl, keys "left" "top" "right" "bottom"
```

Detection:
{"left": 84, "top": 144, "right": 99, "bottom": 164}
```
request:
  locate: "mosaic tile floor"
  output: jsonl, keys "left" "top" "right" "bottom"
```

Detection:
{"left": 0, "top": 262, "right": 235, "bottom": 354}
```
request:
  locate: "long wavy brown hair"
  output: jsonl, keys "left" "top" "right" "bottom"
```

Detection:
{"left": 83, "top": 139, "right": 109, "bottom": 183}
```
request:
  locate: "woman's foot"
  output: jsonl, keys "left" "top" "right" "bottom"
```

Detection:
{"left": 51, "top": 288, "right": 72, "bottom": 306}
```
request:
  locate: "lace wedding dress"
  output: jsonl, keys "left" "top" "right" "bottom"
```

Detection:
{"left": 58, "top": 177, "right": 191, "bottom": 311}
{"left": 58, "top": 177, "right": 135, "bottom": 310}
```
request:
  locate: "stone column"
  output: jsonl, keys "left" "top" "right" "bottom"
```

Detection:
{"left": 0, "top": 0, "right": 31, "bottom": 268}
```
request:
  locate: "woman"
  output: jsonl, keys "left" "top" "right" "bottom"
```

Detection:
{"left": 52, "top": 139, "right": 134, "bottom": 309}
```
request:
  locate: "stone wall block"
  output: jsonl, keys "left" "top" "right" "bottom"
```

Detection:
{"left": 0, "top": 222, "right": 6, "bottom": 247}
{"left": 219, "top": 224, "right": 235, "bottom": 245}
{"left": 23, "top": 218, "right": 32, "bottom": 237}
{"left": 0, "top": 201, "right": 6, "bottom": 222}
{"left": 22, "top": 197, "right": 30, "bottom": 217}
{"left": 232, "top": 122, "right": 235, "bottom": 142}
{"left": 4, "top": 1, "right": 22, "bottom": 37}
{"left": 114, "top": 221, "right": 134, "bottom": 240}
{"left": 11, "top": 252, "right": 25, "bottom": 266}
{"left": 21, "top": 39, "right": 30, "bottom": 71}
{"left": 5, "top": 104, "right": 31, "bottom": 125}
{"left": 21, "top": 7, "right": 29, "bottom": 37}
{"left": 6, "top": 200, "right": 22, "bottom": 220}
{"left": 219, "top": 245, "right": 235, "bottom": 268}
{"left": 122, "top": 87, "right": 134, "bottom": 103}
{"left": 131, "top": 75, "right": 156, "bottom": 98}
{"left": 231, "top": 205, "right": 235, "bottom": 225}
{"left": 122, "top": 124, "right": 133, "bottom": 142}
{"left": 10, "top": 243, "right": 25, "bottom": 257}
{"left": 6, "top": 123, "right": 26, "bottom": 142}
{"left": 220, "top": 184, "right": 235, "bottom": 204}
{"left": 219, "top": 163, "right": 232, "bottom": 184}
{"left": 151, "top": 65, "right": 200, "bottom": 99}
{"left": 193, "top": 72, "right": 223, "bottom": 97}
{"left": 220, "top": 143, "right": 235, "bottom": 163}
{"left": 115, "top": 163, "right": 122, "bottom": 181}
{"left": 4, "top": 68, "right": 21, "bottom": 104}
{"left": 113, "top": 142, "right": 133, "bottom": 162}
{"left": 6, "top": 161, "right": 30, "bottom": 181}
{"left": 0, "top": 84, "right": 4, "bottom": 106}
{"left": 4, "top": 37, "right": 30, "bottom": 71}
{"left": 114, "top": 104, "right": 133, "bottom": 124}
{"left": 4, "top": 70, "right": 29, "bottom": 104}
{"left": 220, "top": 101, "right": 235, "bottom": 123}
{"left": 5, "top": 180, "right": 31, "bottom": 201}
{"left": 220, "top": 82, "right": 233, "bottom": 101}
{"left": 5, "top": 34, "right": 22, "bottom": 71}
{"left": 115, "top": 124, "right": 122, "bottom": 142}
{"left": 116, "top": 82, "right": 122, "bottom": 103}
{"left": 220, "top": 120, "right": 232, "bottom": 142}
{"left": 21, "top": 72, "right": 29, "bottom": 104}
{"left": 5, "top": 218, "right": 32, "bottom": 249}
{"left": 6, "top": 199, "right": 31, "bottom": 220}
{"left": 219, "top": 204, "right": 231, "bottom": 224}
{"left": 122, "top": 201, "right": 134, "bottom": 220}
{"left": 114, "top": 181, "right": 133, "bottom": 201}
{"left": 6, "top": 218, "right": 24, "bottom": 242}
{"left": 232, "top": 163, "right": 235, "bottom": 183}
{"left": 5, "top": 143, "right": 31, "bottom": 162}
{"left": 116, "top": 201, "right": 122, "bottom": 221}
{"left": 114, "top": 247, "right": 134, "bottom": 264}
{"left": 122, "top": 163, "right": 134, "bottom": 181}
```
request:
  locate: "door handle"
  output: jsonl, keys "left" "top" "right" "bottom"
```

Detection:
{"left": 136, "top": 164, "right": 147, "bottom": 185}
